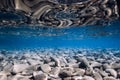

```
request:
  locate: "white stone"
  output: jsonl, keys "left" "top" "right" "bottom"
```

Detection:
{"left": 41, "top": 64, "right": 51, "bottom": 73}
{"left": 12, "top": 63, "right": 29, "bottom": 73}
{"left": 83, "top": 76, "right": 95, "bottom": 80}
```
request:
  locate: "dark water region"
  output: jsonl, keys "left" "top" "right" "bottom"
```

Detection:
{"left": 0, "top": 19, "right": 120, "bottom": 50}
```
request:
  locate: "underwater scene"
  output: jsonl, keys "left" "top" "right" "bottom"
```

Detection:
{"left": 0, "top": 0, "right": 120, "bottom": 80}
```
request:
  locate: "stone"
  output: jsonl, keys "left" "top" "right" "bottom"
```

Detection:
{"left": 41, "top": 64, "right": 51, "bottom": 73}
{"left": 93, "top": 72, "right": 103, "bottom": 80}
{"left": 48, "top": 62, "right": 56, "bottom": 67}
{"left": 12, "top": 63, "right": 29, "bottom": 73}
{"left": 72, "top": 76, "right": 83, "bottom": 80}
{"left": 33, "top": 71, "right": 48, "bottom": 80}
{"left": 21, "top": 70, "right": 33, "bottom": 76}
{"left": 111, "top": 63, "right": 120, "bottom": 69}
{"left": 51, "top": 56, "right": 60, "bottom": 67}
{"left": 90, "top": 61, "right": 102, "bottom": 68}
{"left": 85, "top": 67, "right": 93, "bottom": 75}
{"left": 64, "top": 77, "right": 72, "bottom": 80}
{"left": 0, "top": 75, "right": 8, "bottom": 80}
{"left": 12, "top": 74, "right": 30, "bottom": 80}
{"left": 106, "top": 69, "right": 117, "bottom": 78}
{"left": 59, "top": 70, "right": 73, "bottom": 78}
{"left": 3, "top": 63, "right": 13, "bottom": 72}
{"left": 27, "top": 59, "right": 41, "bottom": 65}
{"left": 0, "top": 54, "right": 4, "bottom": 61}
{"left": 103, "top": 64, "right": 111, "bottom": 70}
{"left": 98, "top": 70, "right": 108, "bottom": 77}
{"left": 104, "top": 76, "right": 116, "bottom": 80}
{"left": 79, "top": 57, "right": 90, "bottom": 69}
{"left": 49, "top": 67, "right": 60, "bottom": 78}
{"left": 83, "top": 76, "right": 95, "bottom": 80}
{"left": 73, "top": 68, "right": 85, "bottom": 76}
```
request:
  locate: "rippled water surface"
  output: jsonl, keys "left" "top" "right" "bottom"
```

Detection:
{"left": 0, "top": 20, "right": 120, "bottom": 50}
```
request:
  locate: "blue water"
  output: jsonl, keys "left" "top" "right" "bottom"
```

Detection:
{"left": 0, "top": 20, "right": 120, "bottom": 50}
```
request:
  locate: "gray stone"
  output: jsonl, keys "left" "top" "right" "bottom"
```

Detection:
{"left": 12, "top": 63, "right": 29, "bottom": 73}
{"left": 106, "top": 69, "right": 117, "bottom": 78}
{"left": 64, "top": 77, "right": 72, "bottom": 80}
{"left": 104, "top": 76, "right": 116, "bottom": 80}
{"left": 72, "top": 76, "right": 83, "bottom": 80}
{"left": 27, "top": 59, "right": 42, "bottom": 65}
{"left": 12, "top": 74, "right": 30, "bottom": 80}
{"left": 103, "top": 64, "right": 111, "bottom": 69}
{"left": 83, "top": 76, "right": 95, "bottom": 80}
{"left": 90, "top": 61, "right": 102, "bottom": 68}
{"left": 51, "top": 56, "right": 60, "bottom": 67}
{"left": 0, "top": 75, "right": 8, "bottom": 80}
{"left": 41, "top": 64, "right": 51, "bottom": 73}
{"left": 49, "top": 67, "right": 60, "bottom": 78}
{"left": 59, "top": 69, "right": 73, "bottom": 78}
{"left": 79, "top": 57, "right": 90, "bottom": 69}
{"left": 33, "top": 71, "right": 48, "bottom": 80}
{"left": 93, "top": 72, "right": 103, "bottom": 80}
{"left": 73, "top": 68, "right": 85, "bottom": 76}
{"left": 98, "top": 70, "right": 108, "bottom": 77}
{"left": 111, "top": 63, "right": 120, "bottom": 69}
{"left": 3, "top": 63, "right": 13, "bottom": 72}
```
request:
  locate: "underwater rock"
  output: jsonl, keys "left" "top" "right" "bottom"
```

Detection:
{"left": 83, "top": 76, "right": 95, "bottom": 80}
{"left": 104, "top": 76, "right": 116, "bottom": 80}
{"left": 98, "top": 70, "right": 109, "bottom": 77}
{"left": 49, "top": 67, "right": 60, "bottom": 78}
{"left": 73, "top": 68, "right": 85, "bottom": 76}
{"left": 0, "top": 75, "right": 8, "bottom": 80}
{"left": 12, "top": 74, "right": 30, "bottom": 80}
{"left": 12, "top": 63, "right": 29, "bottom": 73}
{"left": 27, "top": 59, "right": 41, "bottom": 66}
{"left": 106, "top": 69, "right": 117, "bottom": 78}
{"left": 33, "top": 71, "right": 48, "bottom": 80}
{"left": 59, "top": 69, "right": 73, "bottom": 78}
{"left": 90, "top": 61, "right": 102, "bottom": 68}
{"left": 78, "top": 57, "right": 90, "bottom": 69}
{"left": 93, "top": 72, "right": 103, "bottom": 80}
{"left": 72, "top": 76, "right": 83, "bottom": 80}
{"left": 51, "top": 56, "right": 61, "bottom": 67}
{"left": 40, "top": 64, "right": 51, "bottom": 73}
{"left": 111, "top": 63, "right": 120, "bottom": 69}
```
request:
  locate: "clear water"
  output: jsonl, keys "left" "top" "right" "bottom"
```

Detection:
{"left": 0, "top": 20, "right": 120, "bottom": 50}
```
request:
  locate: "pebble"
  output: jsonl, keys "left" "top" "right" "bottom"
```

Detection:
{"left": 106, "top": 69, "right": 117, "bottom": 78}
{"left": 12, "top": 63, "right": 29, "bottom": 73}
{"left": 27, "top": 59, "right": 41, "bottom": 65}
{"left": 93, "top": 72, "right": 103, "bottom": 80}
{"left": 73, "top": 68, "right": 85, "bottom": 76}
{"left": 12, "top": 74, "right": 30, "bottom": 80}
{"left": 41, "top": 64, "right": 51, "bottom": 73}
{"left": 33, "top": 71, "right": 48, "bottom": 80}
{"left": 0, "top": 75, "right": 8, "bottom": 80}
{"left": 72, "top": 76, "right": 83, "bottom": 80}
{"left": 51, "top": 56, "right": 61, "bottom": 67}
{"left": 111, "top": 63, "right": 120, "bottom": 69}
{"left": 79, "top": 57, "right": 90, "bottom": 69}
{"left": 49, "top": 67, "right": 60, "bottom": 78}
{"left": 104, "top": 76, "right": 116, "bottom": 80}
{"left": 90, "top": 61, "right": 102, "bottom": 68}
{"left": 59, "top": 70, "right": 73, "bottom": 78}
{"left": 83, "top": 76, "right": 95, "bottom": 80}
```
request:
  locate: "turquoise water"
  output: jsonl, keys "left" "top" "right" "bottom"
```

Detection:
{"left": 0, "top": 20, "right": 120, "bottom": 50}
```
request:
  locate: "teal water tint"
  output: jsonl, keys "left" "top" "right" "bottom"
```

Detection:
{"left": 0, "top": 20, "right": 120, "bottom": 50}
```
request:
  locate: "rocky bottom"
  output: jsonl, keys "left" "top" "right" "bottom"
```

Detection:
{"left": 0, "top": 48, "right": 120, "bottom": 80}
